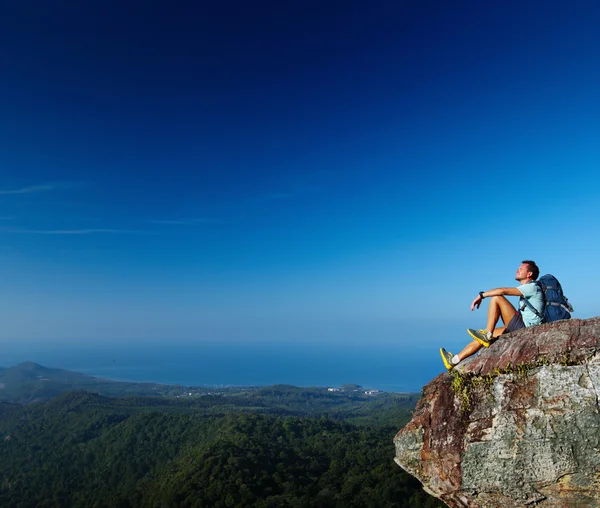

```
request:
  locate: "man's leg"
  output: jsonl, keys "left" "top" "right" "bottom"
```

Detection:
{"left": 441, "top": 298, "right": 520, "bottom": 370}
{"left": 468, "top": 296, "right": 519, "bottom": 346}
{"left": 457, "top": 340, "right": 483, "bottom": 362}
{"left": 486, "top": 296, "right": 518, "bottom": 337}
{"left": 440, "top": 339, "right": 484, "bottom": 371}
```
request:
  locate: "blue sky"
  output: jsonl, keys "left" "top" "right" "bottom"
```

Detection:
{"left": 1, "top": 0, "right": 599, "bottom": 360}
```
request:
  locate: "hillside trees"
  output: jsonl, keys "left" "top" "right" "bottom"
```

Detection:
{"left": 0, "top": 390, "right": 438, "bottom": 507}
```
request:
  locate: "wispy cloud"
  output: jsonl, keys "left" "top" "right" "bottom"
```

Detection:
{"left": 0, "top": 182, "right": 86, "bottom": 196}
{"left": 0, "top": 184, "right": 56, "bottom": 195}
{"left": 0, "top": 227, "right": 129, "bottom": 235}
{"left": 1, "top": 218, "right": 219, "bottom": 235}
{"left": 148, "top": 218, "right": 220, "bottom": 225}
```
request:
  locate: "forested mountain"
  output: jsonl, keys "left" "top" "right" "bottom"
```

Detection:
{"left": 0, "top": 365, "right": 439, "bottom": 507}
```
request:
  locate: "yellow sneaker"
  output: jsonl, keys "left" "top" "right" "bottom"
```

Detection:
{"left": 467, "top": 328, "right": 492, "bottom": 347}
{"left": 440, "top": 348, "right": 454, "bottom": 372}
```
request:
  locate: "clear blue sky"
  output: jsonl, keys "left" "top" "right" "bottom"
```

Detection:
{"left": 1, "top": 1, "right": 598, "bottom": 352}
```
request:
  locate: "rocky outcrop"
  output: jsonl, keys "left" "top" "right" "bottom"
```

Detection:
{"left": 394, "top": 317, "right": 600, "bottom": 507}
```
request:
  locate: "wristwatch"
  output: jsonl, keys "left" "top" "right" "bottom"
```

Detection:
{"left": 479, "top": 291, "right": 485, "bottom": 299}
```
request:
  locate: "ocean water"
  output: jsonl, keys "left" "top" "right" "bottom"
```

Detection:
{"left": 0, "top": 340, "right": 441, "bottom": 393}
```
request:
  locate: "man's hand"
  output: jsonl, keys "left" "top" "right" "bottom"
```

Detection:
{"left": 471, "top": 294, "right": 483, "bottom": 311}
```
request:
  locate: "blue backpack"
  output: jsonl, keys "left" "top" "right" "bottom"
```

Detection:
{"left": 521, "top": 274, "right": 573, "bottom": 323}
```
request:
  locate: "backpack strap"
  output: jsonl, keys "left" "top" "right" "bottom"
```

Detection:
{"left": 546, "top": 301, "right": 575, "bottom": 313}
{"left": 520, "top": 297, "right": 545, "bottom": 321}
{"left": 519, "top": 281, "right": 546, "bottom": 322}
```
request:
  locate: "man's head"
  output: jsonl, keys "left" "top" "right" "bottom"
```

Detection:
{"left": 516, "top": 260, "right": 539, "bottom": 282}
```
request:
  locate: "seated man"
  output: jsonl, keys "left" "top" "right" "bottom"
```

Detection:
{"left": 440, "top": 260, "right": 544, "bottom": 371}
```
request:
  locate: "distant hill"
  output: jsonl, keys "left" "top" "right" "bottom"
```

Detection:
{"left": 0, "top": 363, "right": 421, "bottom": 424}
{"left": 0, "top": 362, "right": 190, "bottom": 403}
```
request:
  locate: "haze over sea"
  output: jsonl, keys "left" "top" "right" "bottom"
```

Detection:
{"left": 2, "top": 334, "right": 437, "bottom": 393}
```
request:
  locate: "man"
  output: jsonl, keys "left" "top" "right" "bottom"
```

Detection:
{"left": 440, "top": 260, "right": 544, "bottom": 371}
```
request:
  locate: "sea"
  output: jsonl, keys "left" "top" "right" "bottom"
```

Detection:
{"left": 0, "top": 339, "right": 441, "bottom": 393}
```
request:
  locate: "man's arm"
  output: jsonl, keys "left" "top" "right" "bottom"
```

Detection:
{"left": 471, "top": 287, "right": 522, "bottom": 311}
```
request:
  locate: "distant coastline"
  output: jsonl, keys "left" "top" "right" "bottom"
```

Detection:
{"left": 0, "top": 340, "right": 437, "bottom": 393}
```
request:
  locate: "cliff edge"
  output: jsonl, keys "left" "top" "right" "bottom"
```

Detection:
{"left": 394, "top": 317, "right": 600, "bottom": 507}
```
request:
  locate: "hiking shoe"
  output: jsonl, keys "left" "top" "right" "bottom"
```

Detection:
{"left": 468, "top": 328, "right": 492, "bottom": 347}
{"left": 440, "top": 348, "right": 454, "bottom": 372}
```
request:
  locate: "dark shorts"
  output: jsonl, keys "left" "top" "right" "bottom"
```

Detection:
{"left": 505, "top": 311, "right": 526, "bottom": 333}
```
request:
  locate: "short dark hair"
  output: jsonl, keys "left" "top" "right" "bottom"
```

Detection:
{"left": 522, "top": 260, "right": 539, "bottom": 280}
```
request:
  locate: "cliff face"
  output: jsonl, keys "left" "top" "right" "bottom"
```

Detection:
{"left": 394, "top": 317, "right": 600, "bottom": 507}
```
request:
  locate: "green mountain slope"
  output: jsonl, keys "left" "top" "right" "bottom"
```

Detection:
{"left": 0, "top": 365, "right": 438, "bottom": 507}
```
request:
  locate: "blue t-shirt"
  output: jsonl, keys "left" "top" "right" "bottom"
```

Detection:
{"left": 518, "top": 282, "right": 544, "bottom": 327}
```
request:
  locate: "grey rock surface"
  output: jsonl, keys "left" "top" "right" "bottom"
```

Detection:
{"left": 394, "top": 317, "right": 600, "bottom": 507}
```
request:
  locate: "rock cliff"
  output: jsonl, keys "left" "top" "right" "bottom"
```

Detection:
{"left": 394, "top": 317, "right": 600, "bottom": 507}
